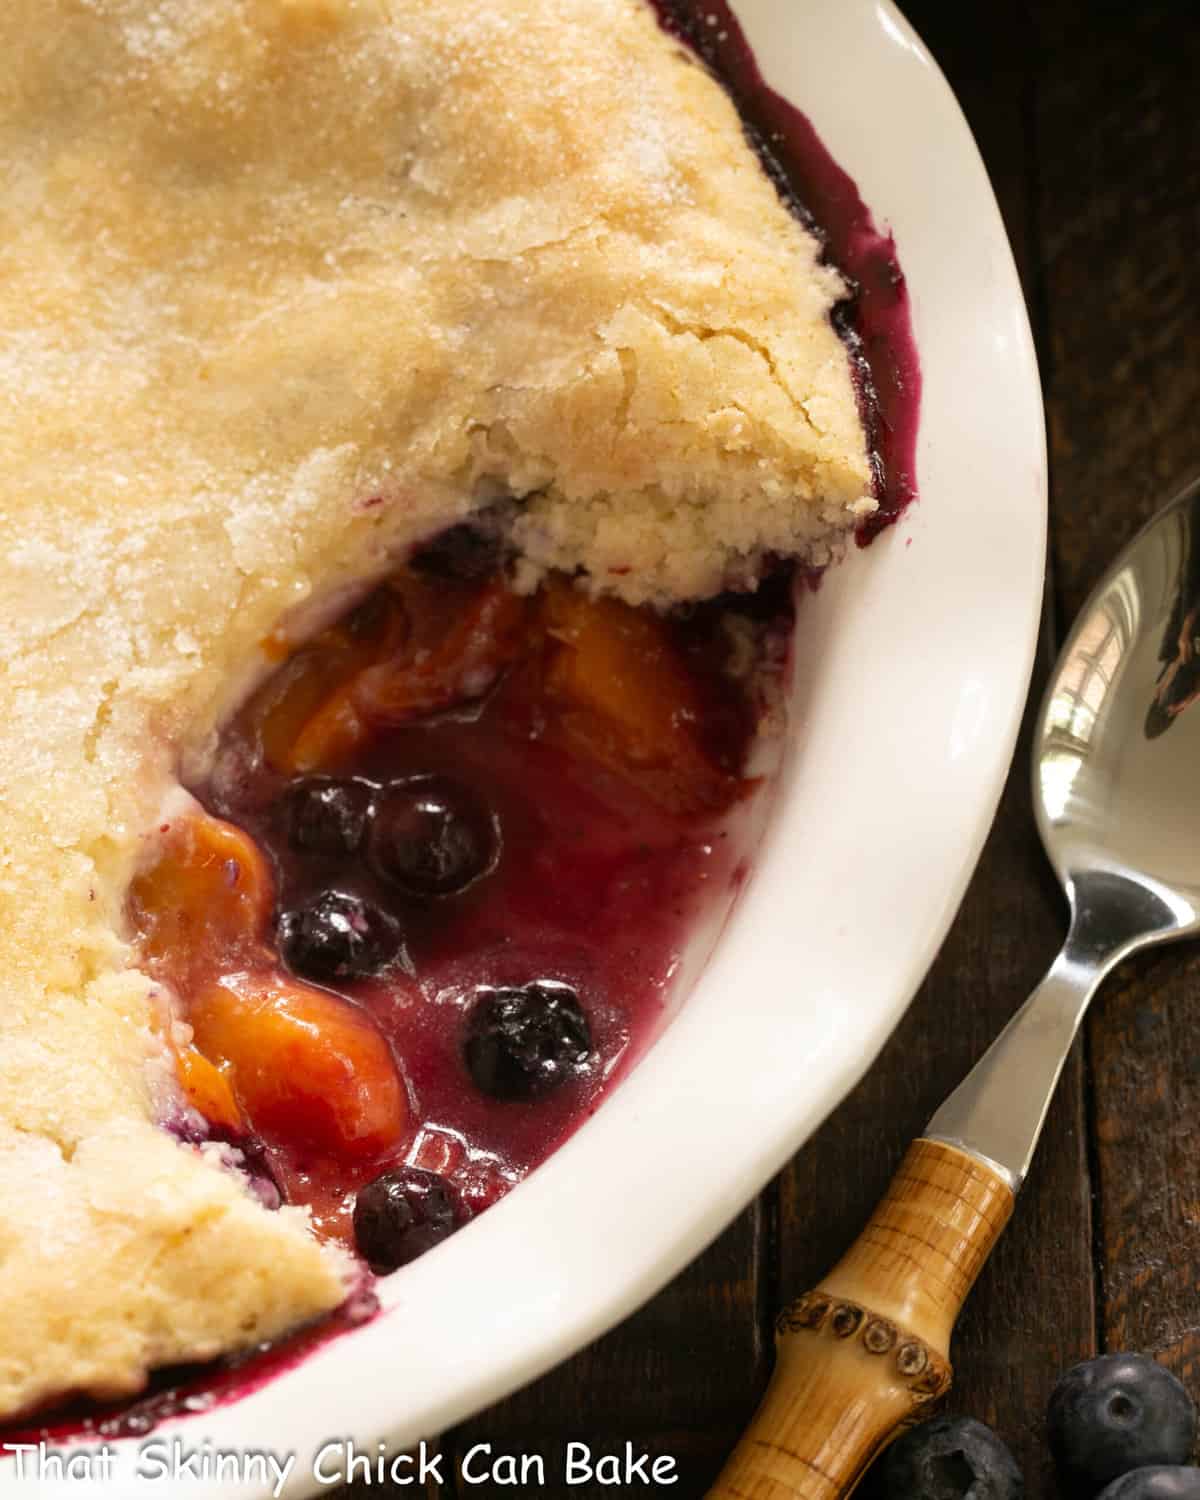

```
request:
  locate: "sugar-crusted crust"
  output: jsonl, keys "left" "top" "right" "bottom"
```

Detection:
{"left": 0, "top": 0, "right": 871, "bottom": 1417}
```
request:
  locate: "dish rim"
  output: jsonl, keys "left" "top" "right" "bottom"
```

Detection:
{"left": 7, "top": 1, "right": 1047, "bottom": 1493}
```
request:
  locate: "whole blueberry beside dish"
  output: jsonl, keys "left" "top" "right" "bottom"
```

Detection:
{"left": 881, "top": 1415, "right": 1022, "bottom": 1499}
{"left": 1048, "top": 1354, "right": 1196, "bottom": 1494}
{"left": 1097, "top": 1471, "right": 1200, "bottom": 1500}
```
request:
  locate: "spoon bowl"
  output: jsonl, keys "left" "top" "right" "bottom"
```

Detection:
{"left": 1036, "top": 471, "right": 1200, "bottom": 936}
{"left": 925, "top": 472, "right": 1200, "bottom": 1188}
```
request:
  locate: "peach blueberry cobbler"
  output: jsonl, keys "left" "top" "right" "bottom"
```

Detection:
{"left": 0, "top": 0, "right": 899, "bottom": 1421}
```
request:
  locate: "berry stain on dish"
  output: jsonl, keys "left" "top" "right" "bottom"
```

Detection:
{"left": 0, "top": 0, "right": 919, "bottom": 1442}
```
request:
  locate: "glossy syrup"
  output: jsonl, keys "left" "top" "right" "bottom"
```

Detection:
{"left": 204, "top": 611, "right": 761, "bottom": 1246}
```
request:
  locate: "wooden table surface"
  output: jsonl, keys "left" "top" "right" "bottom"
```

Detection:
{"left": 342, "top": 3, "right": 1200, "bottom": 1494}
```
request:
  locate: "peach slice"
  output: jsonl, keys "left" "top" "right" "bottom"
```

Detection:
{"left": 189, "top": 971, "right": 408, "bottom": 1162}
{"left": 251, "top": 587, "right": 411, "bottom": 770}
{"left": 129, "top": 813, "right": 274, "bottom": 992}
{"left": 537, "top": 579, "right": 748, "bottom": 815}
{"left": 352, "top": 580, "right": 530, "bottom": 724}
{"left": 176, "top": 1045, "right": 243, "bottom": 1134}
{"left": 283, "top": 684, "right": 372, "bottom": 775}
{"left": 286, "top": 579, "right": 530, "bottom": 771}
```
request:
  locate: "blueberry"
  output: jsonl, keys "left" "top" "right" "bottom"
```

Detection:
{"left": 353, "top": 1166, "right": 463, "bottom": 1273}
{"left": 1048, "top": 1355, "right": 1196, "bottom": 1494}
{"left": 285, "top": 778, "right": 372, "bottom": 856}
{"left": 278, "top": 890, "right": 401, "bottom": 981}
{"left": 1098, "top": 1471, "right": 1200, "bottom": 1500}
{"left": 463, "top": 982, "right": 592, "bottom": 1100}
{"left": 880, "top": 1416, "right": 1023, "bottom": 1499}
{"left": 370, "top": 775, "right": 498, "bottom": 896}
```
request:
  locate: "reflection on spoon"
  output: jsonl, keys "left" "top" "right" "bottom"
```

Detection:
{"left": 1146, "top": 486, "right": 1200, "bottom": 738}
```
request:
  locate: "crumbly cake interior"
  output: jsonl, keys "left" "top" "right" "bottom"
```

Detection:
{"left": 0, "top": 0, "right": 872, "bottom": 1418}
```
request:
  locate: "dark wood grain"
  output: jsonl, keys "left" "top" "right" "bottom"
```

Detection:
{"left": 1037, "top": 0, "right": 1200, "bottom": 633}
{"left": 1034, "top": 0, "right": 1200, "bottom": 1417}
{"left": 335, "top": 6, "right": 1200, "bottom": 1496}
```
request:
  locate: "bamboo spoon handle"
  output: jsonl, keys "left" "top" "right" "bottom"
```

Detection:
{"left": 706, "top": 1139, "right": 1015, "bottom": 1500}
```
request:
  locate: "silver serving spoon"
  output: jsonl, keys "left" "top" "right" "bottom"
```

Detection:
{"left": 930, "top": 470, "right": 1200, "bottom": 1179}
{"left": 710, "top": 472, "right": 1200, "bottom": 1499}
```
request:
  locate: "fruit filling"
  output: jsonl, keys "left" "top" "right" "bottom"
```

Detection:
{"left": 129, "top": 529, "right": 793, "bottom": 1272}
